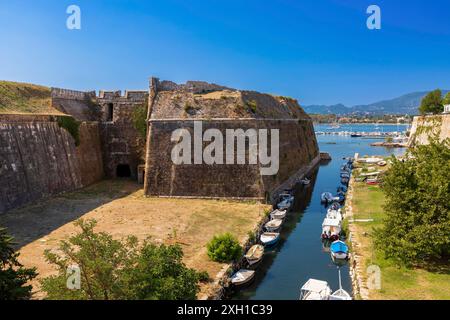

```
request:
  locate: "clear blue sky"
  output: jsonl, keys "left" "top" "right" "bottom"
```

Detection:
{"left": 1, "top": 0, "right": 449, "bottom": 105}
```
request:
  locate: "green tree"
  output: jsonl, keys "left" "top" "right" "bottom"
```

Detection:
{"left": 41, "top": 219, "right": 202, "bottom": 300}
{"left": 419, "top": 89, "right": 444, "bottom": 115}
{"left": 443, "top": 92, "right": 450, "bottom": 105}
{"left": 375, "top": 137, "right": 450, "bottom": 265}
{"left": 207, "top": 233, "right": 242, "bottom": 263}
{"left": 0, "top": 226, "right": 37, "bottom": 300}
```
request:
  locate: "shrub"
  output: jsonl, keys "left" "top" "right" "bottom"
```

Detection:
{"left": 246, "top": 100, "right": 258, "bottom": 113}
{"left": 207, "top": 233, "right": 242, "bottom": 263}
{"left": 0, "top": 226, "right": 37, "bottom": 300}
{"left": 57, "top": 116, "right": 81, "bottom": 146}
{"left": 41, "top": 219, "right": 202, "bottom": 300}
{"left": 132, "top": 100, "right": 147, "bottom": 138}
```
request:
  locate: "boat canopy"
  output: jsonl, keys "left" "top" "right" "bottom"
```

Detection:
{"left": 322, "top": 218, "right": 341, "bottom": 227}
{"left": 330, "top": 241, "right": 349, "bottom": 253}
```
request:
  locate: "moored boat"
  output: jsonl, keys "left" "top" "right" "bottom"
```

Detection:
{"left": 326, "top": 209, "right": 343, "bottom": 221}
{"left": 277, "top": 197, "right": 294, "bottom": 210}
{"left": 299, "top": 177, "right": 311, "bottom": 185}
{"left": 321, "top": 192, "right": 333, "bottom": 203}
{"left": 260, "top": 232, "right": 280, "bottom": 246}
{"left": 244, "top": 244, "right": 264, "bottom": 266}
{"left": 329, "top": 270, "right": 352, "bottom": 300}
{"left": 230, "top": 269, "right": 255, "bottom": 287}
{"left": 330, "top": 240, "right": 349, "bottom": 260}
{"left": 322, "top": 218, "right": 341, "bottom": 241}
{"left": 264, "top": 219, "right": 283, "bottom": 232}
{"left": 270, "top": 209, "right": 287, "bottom": 220}
{"left": 299, "top": 279, "right": 332, "bottom": 300}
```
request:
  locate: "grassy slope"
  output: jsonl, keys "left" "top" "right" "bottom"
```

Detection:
{"left": 0, "top": 80, "right": 62, "bottom": 114}
{"left": 350, "top": 180, "right": 450, "bottom": 300}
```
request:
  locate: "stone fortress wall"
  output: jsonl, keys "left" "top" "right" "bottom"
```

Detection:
{"left": 0, "top": 77, "right": 319, "bottom": 213}
{"left": 143, "top": 78, "right": 319, "bottom": 200}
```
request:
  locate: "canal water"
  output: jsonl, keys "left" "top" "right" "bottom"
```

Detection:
{"left": 233, "top": 124, "right": 408, "bottom": 300}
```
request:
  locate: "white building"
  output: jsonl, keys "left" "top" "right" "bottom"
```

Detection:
{"left": 444, "top": 104, "right": 450, "bottom": 114}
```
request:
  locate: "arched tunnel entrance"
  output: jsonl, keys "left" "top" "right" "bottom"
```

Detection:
{"left": 116, "top": 164, "right": 131, "bottom": 178}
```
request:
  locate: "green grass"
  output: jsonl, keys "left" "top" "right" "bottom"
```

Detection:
{"left": 0, "top": 81, "right": 60, "bottom": 114}
{"left": 349, "top": 182, "right": 450, "bottom": 300}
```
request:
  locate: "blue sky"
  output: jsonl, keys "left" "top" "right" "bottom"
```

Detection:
{"left": 1, "top": 0, "right": 449, "bottom": 105}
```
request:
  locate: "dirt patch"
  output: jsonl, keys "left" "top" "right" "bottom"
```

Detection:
{"left": 0, "top": 180, "right": 268, "bottom": 299}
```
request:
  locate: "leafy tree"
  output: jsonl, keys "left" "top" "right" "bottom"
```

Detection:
{"left": 419, "top": 89, "right": 444, "bottom": 115}
{"left": 0, "top": 226, "right": 37, "bottom": 300}
{"left": 207, "top": 233, "right": 242, "bottom": 263}
{"left": 375, "top": 137, "right": 450, "bottom": 265}
{"left": 443, "top": 92, "right": 450, "bottom": 105}
{"left": 41, "top": 219, "right": 202, "bottom": 300}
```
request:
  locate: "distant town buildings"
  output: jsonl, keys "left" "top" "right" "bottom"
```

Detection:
{"left": 444, "top": 104, "right": 450, "bottom": 114}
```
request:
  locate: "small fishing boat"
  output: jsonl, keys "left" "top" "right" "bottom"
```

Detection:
{"left": 244, "top": 245, "right": 264, "bottom": 266}
{"left": 329, "top": 270, "right": 352, "bottom": 300}
{"left": 340, "top": 172, "right": 350, "bottom": 179}
{"left": 337, "top": 185, "right": 347, "bottom": 194}
{"left": 264, "top": 219, "right": 283, "bottom": 232}
{"left": 230, "top": 269, "right": 255, "bottom": 287}
{"left": 351, "top": 133, "right": 362, "bottom": 138}
{"left": 270, "top": 209, "right": 287, "bottom": 220}
{"left": 326, "top": 209, "right": 343, "bottom": 222}
{"left": 366, "top": 178, "right": 379, "bottom": 185}
{"left": 321, "top": 192, "right": 333, "bottom": 203}
{"left": 322, "top": 218, "right": 341, "bottom": 241}
{"left": 277, "top": 197, "right": 293, "bottom": 210}
{"left": 299, "top": 279, "right": 332, "bottom": 300}
{"left": 377, "top": 160, "right": 387, "bottom": 167}
{"left": 329, "top": 202, "right": 341, "bottom": 211}
{"left": 260, "top": 232, "right": 280, "bottom": 246}
{"left": 299, "top": 177, "right": 311, "bottom": 185}
{"left": 341, "top": 177, "right": 350, "bottom": 186}
{"left": 330, "top": 240, "right": 349, "bottom": 260}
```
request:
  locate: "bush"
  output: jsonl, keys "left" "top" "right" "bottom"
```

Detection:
{"left": 0, "top": 226, "right": 37, "bottom": 300}
{"left": 246, "top": 100, "right": 258, "bottom": 113}
{"left": 41, "top": 219, "right": 202, "bottom": 300}
{"left": 207, "top": 233, "right": 242, "bottom": 263}
{"left": 375, "top": 137, "right": 450, "bottom": 265}
{"left": 57, "top": 116, "right": 81, "bottom": 146}
{"left": 419, "top": 89, "right": 444, "bottom": 115}
{"left": 132, "top": 100, "right": 147, "bottom": 138}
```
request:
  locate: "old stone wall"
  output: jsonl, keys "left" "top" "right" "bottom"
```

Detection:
{"left": 0, "top": 114, "right": 103, "bottom": 214}
{"left": 51, "top": 88, "right": 97, "bottom": 121}
{"left": 145, "top": 119, "right": 318, "bottom": 199}
{"left": 408, "top": 114, "right": 450, "bottom": 146}
{"left": 97, "top": 92, "right": 148, "bottom": 178}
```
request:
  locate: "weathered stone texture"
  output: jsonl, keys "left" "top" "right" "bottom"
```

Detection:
{"left": 408, "top": 114, "right": 450, "bottom": 146}
{"left": 0, "top": 115, "right": 104, "bottom": 214}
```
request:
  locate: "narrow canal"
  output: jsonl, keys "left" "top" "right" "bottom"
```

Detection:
{"left": 234, "top": 124, "right": 407, "bottom": 300}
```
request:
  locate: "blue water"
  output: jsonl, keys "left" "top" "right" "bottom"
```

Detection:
{"left": 233, "top": 124, "right": 407, "bottom": 300}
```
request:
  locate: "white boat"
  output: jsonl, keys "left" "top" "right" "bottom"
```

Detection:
{"left": 358, "top": 157, "right": 383, "bottom": 164}
{"left": 230, "top": 269, "right": 255, "bottom": 287}
{"left": 321, "top": 192, "right": 333, "bottom": 203}
{"left": 321, "top": 218, "right": 342, "bottom": 241}
{"left": 299, "top": 279, "right": 332, "bottom": 300}
{"left": 264, "top": 219, "right": 283, "bottom": 232}
{"left": 277, "top": 198, "right": 293, "bottom": 210}
{"left": 329, "top": 270, "right": 352, "bottom": 300}
{"left": 270, "top": 209, "right": 287, "bottom": 220}
{"left": 244, "top": 245, "right": 264, "bottom": 266}
{"left": 299, "top": 178, "right": 310, "bottom": 185}
{"left": 260, "top": 232, "right": 280, "bottom": 246}
{"left": 326, "top": 209, "right": 343, "bottom": 222}
{"left": 330, "top": 240, "right": 349, "bottom": 260}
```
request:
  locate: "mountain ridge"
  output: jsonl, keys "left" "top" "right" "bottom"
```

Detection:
{"left": 303, "top": 90, "right": 450, "bottom": 115}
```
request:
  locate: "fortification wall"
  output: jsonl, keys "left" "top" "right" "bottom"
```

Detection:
{"left": 408, "top": 114, "right": 450, "bottom": 146}
{"left": 145, "top": 118, "right": 318, "bottom": 199}
{"left": 51, "top": 87, "right": 97, "bottom": 121}
{"left": 0, "top": 114, "right": 103, "bottom": 214}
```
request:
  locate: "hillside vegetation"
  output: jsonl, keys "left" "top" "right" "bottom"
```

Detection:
{"left": 0, "top": 81, "right": 62, "bottom": 115}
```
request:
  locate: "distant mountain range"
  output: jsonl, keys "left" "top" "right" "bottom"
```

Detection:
{"left": 303, "top": 90, "right": 450, "bottom": 115}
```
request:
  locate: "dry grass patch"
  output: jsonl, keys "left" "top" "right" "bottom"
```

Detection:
{"left": 0, "top": 180, "right": 269, "bottom": 299}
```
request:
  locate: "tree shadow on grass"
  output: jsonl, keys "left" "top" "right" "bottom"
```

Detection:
{"left": 0, "top": 179, "right": 141, "bottom": 250}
